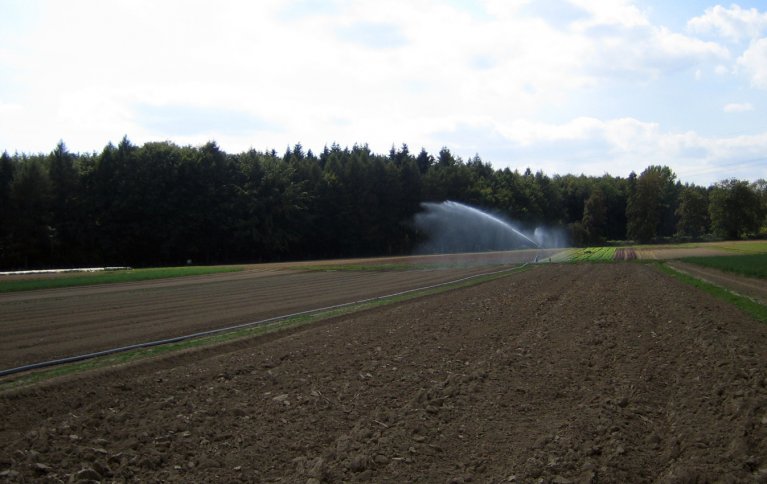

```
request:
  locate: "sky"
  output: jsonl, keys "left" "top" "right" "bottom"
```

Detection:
{"left": 1, "top": 0, "right": 766, "bottom": 186}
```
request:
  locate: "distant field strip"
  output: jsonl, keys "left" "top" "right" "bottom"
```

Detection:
{"left": 681, "top": 254, "right": 767, "bottom": 280}
{"left": 568, "top": 247, "right": 616, "bottom": 262}
{"left": 549, "top": 249, "right": 575, "bottom": 262}
{"left": 0, "top": 266, "right": 244, "bottom": 293}
{"left": 712, "top": 241, "right": 767, "bottom": 254}
{"left": 555, "top": 240, "right": 767, "bottom": 263}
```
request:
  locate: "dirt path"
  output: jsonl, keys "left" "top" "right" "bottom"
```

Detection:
{"left": 1, "top": 264, "right": 765, "bottom": 482}
{"left": 667, "top": 260, "right": 767, "bottom": 304}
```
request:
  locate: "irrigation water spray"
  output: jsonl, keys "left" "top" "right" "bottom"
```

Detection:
{"left": 413, "top": 201, "right": 567, "bottom": 255}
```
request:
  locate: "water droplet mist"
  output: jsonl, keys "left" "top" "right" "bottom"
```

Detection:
{"left": 413, "top": 201, "right": 567, "bottom": 254}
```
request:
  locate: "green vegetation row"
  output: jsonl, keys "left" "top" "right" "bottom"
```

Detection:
{"left": 1, "top": 138, "right": 765, "bottom": 270}
{"left": 715, "top": 241, "right": 767, "bottom": 254}
{"left": 658, "top": 263, "right": 767, "bottom": 324}
{"left": 568, "top": 246, "right": 617, "bottom": 262}
{"left": 0, "top": 266, "right": 243, "bottom": 293}
{"left": 682, "top": 253, "right": 767, "bottom": 280}
{"left": 553, "top": 241, "right": 767, "bottom": 263}
{"left": 619, "top": 241, "right": 767, "bottom": 252}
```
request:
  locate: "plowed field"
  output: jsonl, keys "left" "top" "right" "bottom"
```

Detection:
{"left": 1, "top": 264, "right": 766, "bottom": 482}
{"left": 0, "top": 265, "right": 517, "bottom": 371}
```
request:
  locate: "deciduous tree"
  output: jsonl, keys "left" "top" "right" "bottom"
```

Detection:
{"left": 675, "top": 185, "right": 709, "bottom": 238}
{"left": 709, "top": 179, "right": 764, "bottom": 239}
{"left": 626, "top": 166, "right": 677, "bottom": 242}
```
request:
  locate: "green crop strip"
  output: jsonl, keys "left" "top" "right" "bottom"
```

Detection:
{"left": 681, "top": 253, "right": 767, "bottom": 279}
{"left": 658, "top": 263, "right": 767, "bottom": 324}
{"left": 0, "top": 266, "right": 244, "bottom": 293}
{"left": 550, "top": 240, "right": 767, "bottom": 264}
{"left": 0, "top": 265, "right": 532, "bottom": 391}
{"left": 568, "top": 246, "right": 617, "bottom": 262}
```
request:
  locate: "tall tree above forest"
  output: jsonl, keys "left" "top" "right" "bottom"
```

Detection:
{"left": 626, "top": 166, "right": 677, "bottom": 243}
{"left": 47, "top": 141, "right": 82, "bottom": 263}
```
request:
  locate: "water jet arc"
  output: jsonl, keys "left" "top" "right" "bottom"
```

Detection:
{"left": 414, "top": 201, "right": 540, "bottom": 254}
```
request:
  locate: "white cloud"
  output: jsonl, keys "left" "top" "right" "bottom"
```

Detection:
{"left": 649, "top": 27, "right": 729, "bottom": 67}
{"left": 688, "top": 4, "right": 767, "bottom": 42}
{"left": 0, "top": 0, "right": 764, "bottom": 186}
{"left": 738, "top": 37, "right": 767, "bottom": 88}
{"left": 437, "top": 116, "right": 767, "bottom": 184}
{"left": 336, "top": 21, "right": 408, "bottom": 49}
{"left": 686, "top": 6, "right": 767, "bottom": 90}
{"left": 723, "top": 102, "right": 755, "bottom": 112}
{"left": 572, "top": 6, "right": 729, "bottom": 81}
{"left": 569, "top": 0, "right": 650, "bottom": 30}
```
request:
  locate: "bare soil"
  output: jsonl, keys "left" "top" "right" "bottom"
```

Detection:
{"left": 1, "top": 264, "right": 766, "bottom": 482}
{"left": 0, "top": 250, "right": 562, "bottom": 371}
{"left": 613, "top": 248, "right": 637, "bottom": 260}
{"left": 0, "top": 265, "right": 524, "bottom": 371}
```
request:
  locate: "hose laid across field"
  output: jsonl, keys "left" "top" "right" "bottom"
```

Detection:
{"left": 0, "top": 264, "right": 530, "bottom": 378}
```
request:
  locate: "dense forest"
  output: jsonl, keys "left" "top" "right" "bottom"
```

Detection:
{"left": 1, "top": 138, "right": 765, "bottom": 270}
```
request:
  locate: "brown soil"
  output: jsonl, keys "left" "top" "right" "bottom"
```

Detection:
{"left": 613, "top": 248, "right": 637, "bottom": 260}
{"left": 1, "top": 264, "right": 766, "bottom": 482}
{"left": 0, "top": 250, "right": 563, "bottom": 372}
{"left": 667, "top": 261, "right": 767, "bottom": 305}
{"left": 0, "top": 249, "right": 561, "bottom": 281}
{"left": 0, "top": 265, "right": 527, "bottom": 371}
{"left": 634, "top": 247, "right": 732, "bottom": 260}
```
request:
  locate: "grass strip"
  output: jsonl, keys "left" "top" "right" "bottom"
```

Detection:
{"left": 0, "top": 265, "right": 532, "bottom": 391}
{"left": 0, "top": 266, "right": 244, "bottom": 293}
{"left": 711, "top": 241, "right": 767, "bottom": 254}
{"left": 657, "top": 263, "right": 767, "bottom": 324}
{"left": 681, "top": 254, "right": 767, "bottom": 279}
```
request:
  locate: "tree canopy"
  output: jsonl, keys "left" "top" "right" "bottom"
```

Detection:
{"left": 0, "top": 139, "right": 765, "bottom": 269}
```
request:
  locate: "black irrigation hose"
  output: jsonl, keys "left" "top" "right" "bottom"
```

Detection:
{"left": 0, "top": 263, "right": 531, "bottom": 378}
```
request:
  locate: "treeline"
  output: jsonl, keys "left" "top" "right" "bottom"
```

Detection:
{"left": 1, "top": 138, "right": 765, "bottom": 269}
